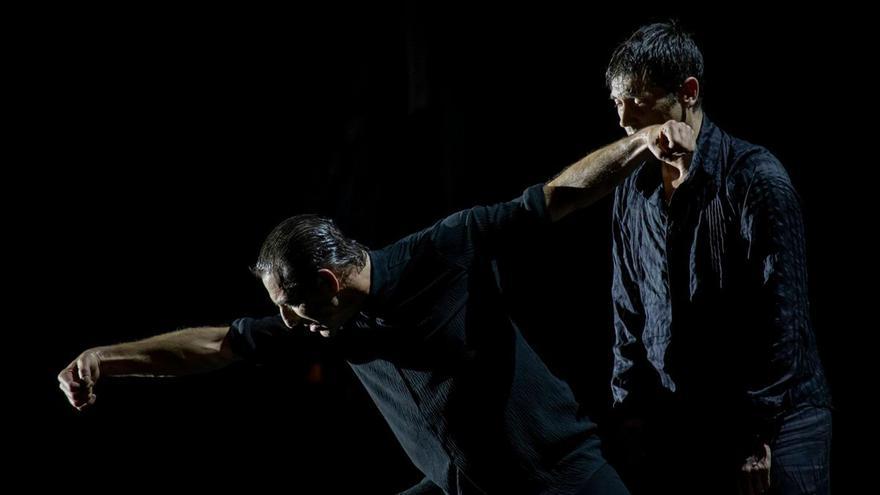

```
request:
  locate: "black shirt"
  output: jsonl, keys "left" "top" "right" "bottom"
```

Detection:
{"left": 230, "top": 184, "right": 605, "bottom": 494}
{"left": 610, "top": 115, "right": 831, "bottom": 441}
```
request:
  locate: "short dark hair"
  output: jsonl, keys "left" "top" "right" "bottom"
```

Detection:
{"left": 253, "top": 214, "right": 368, "bottom": 300}
{"left": 606, "top": 21, "right": 704, "bottom": 106}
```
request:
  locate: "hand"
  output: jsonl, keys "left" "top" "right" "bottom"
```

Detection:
{"left": 738, "top": 442, "right": 772, "bottom": 495}
{"left": 58, "top": 350, "right": 102, "bottom": 411}
{"left": 647, "top": 120, "right": 696, "bottom": 169}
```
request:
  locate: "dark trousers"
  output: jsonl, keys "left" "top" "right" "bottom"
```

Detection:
{"left": 608, "top": 399, "right": 831, "bottom": 494}
{"left": 769, "top": 405, "right": 832, "bottom": 495}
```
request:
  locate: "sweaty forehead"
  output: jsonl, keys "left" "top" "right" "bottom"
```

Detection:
{"left": 610, "top": 75, "right": 637, "bottom": 97}
{"left": 610, "top": 75, "right": 660, "bottom": 99}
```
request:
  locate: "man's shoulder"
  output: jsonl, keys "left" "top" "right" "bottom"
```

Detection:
{"left": 720, "top": 131, "right": 788, "bottom": 190}
{"left": 709, "top": 128, "right": 799, "bottom": 214}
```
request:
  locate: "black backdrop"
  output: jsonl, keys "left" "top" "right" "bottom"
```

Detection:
{"left": 25, "top": 4, "right": 867, "bottom": 493}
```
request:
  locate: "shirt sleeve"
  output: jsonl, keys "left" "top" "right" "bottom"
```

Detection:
{"left": 425, "top": 183, "right": 550, "bottom": 266}
{"left": 739, "top": 152, "right": 814, "bottom": 439}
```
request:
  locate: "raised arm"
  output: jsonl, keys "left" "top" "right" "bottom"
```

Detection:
{"left": 544, "top": 120, "right": 694, "bottom": 221}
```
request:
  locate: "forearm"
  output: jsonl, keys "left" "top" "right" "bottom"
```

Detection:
{"left": 544, "top": 127, "right": 654, "bottom": 221}
{"left": 90, "top": 326, "right": 239, "bottom": 377}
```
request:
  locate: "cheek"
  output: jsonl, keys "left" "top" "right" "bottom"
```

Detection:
{"left": 294, "top": 302, "right": 321, "bottom": 321}
{"left": 653, "top": 99, "right": 679, "bottom": 120}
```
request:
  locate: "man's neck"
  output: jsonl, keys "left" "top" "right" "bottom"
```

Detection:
{"left": 341, "top": 254, "right": 371, "bottom": 314}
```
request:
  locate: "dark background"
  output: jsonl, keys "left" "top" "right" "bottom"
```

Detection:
{"left": 21, "top": 4, "right": 867, "bottom": 493}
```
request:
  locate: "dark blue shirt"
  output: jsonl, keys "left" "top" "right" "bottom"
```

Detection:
{"left": 230, "top": 184, "right": 605, "bottom": 494}
{"left": 610, "top": 115, "right": 831, "bottom": 440}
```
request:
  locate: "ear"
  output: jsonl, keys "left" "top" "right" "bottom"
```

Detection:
{"left": 315, "top": 268, "right": 342, "bottom": 297}
{"left": 679, "top": 77, "right": 700, "bottom": 108}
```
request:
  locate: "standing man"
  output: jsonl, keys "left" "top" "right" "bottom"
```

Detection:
{"left": 606, "top": 22, "right": 832, "bottom": 495}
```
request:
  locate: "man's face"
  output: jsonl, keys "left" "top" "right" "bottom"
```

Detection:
{"left": 261, "top": 272, "right": 342, "bottom": 337}
{"left": 609, "top": 75, "right": 682, "bottom": 135}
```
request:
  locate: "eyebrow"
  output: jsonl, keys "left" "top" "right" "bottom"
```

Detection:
{"left": 611, "top": 89, "right": 653, "bottom": 101}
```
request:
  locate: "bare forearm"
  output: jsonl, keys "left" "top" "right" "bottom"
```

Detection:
{"left": 544, "top": 127, "right": 653, "bottom": 221}
{"left": 92, "top": 326, "right": 239, "bottom": 377}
